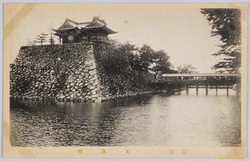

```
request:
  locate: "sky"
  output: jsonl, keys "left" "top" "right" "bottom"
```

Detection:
{"left": 4, "top": 3, "right": 224, "bottom": 73}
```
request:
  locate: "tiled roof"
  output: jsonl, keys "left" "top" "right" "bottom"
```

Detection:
{"left": 55, "top": 17, "right": 116, "bottom": 34}
{"left": 57, "top": 18, "right": 91, "bottom": 30}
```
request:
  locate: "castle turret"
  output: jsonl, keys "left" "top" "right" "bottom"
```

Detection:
{"left": 54, "top": 17, "right": 117, "bottom": 44}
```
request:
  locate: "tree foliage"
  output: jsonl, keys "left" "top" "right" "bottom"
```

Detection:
{"left": 97, "top": 43, "right": 131, "bottom": 75}
{"left": 200, "top": 9, "right": 241, "bottom": 73}
{"left": 94, "top": 40, "right": 175, "bottom": 94}
{"left": 177, "top": 64, "right": 198, "bottom": 74}
{"left": 48, "top": 25, "right": 56, "bottom": 45}
{"left": 122, "top": 42, "right": 174, "bottom": 74}
{"left": 152, "top": 50, "right": 173, "bottom": 73}
{"left": 28, "top": 25, "right": 57, "bottom": 46}
{"left": 34, "top": 33, "right": 48, "bottom": 45}
{"left": 95, "top": 40, "right": 175, "bottom": 78}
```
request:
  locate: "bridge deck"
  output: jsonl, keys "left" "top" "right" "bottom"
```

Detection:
{"left": 162, "top": 73, "right": 241, "bottom": 77}
{"left": 155, "top": 73, "right": 240, "bottom": 95}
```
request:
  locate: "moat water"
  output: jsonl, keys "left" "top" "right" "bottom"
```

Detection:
{"left": 10, "top": 88, "right": 241, "bottom": 147}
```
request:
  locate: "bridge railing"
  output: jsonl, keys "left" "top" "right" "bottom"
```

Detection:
{"left": 154, "top": 73, "right": 240, "bottom": 86}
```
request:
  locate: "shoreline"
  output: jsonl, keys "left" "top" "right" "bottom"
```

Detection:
{"left": 9, "top": 88, "right": 175, "bottom": 103}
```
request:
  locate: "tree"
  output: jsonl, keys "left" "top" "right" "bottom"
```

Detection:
{"left": 200, "top": 9, "right": 241, "bottom": 73}
{"left": 177, "top": 64, "right": 198, "bottom": 74}
{"left": 27, "top": 39, "right": 35, "bottom": 46}
{"left": 138, "top": 45, "right": 155, "bottom": 72}
{"left": 95, "top": 41, "right": 131, "bottom": 75}
{"left": 34, "top": 33, "right": 48, "bottom": 45}
{"left": 48, "top": 25, "right": 56, "bottom": 45}
{"left": 116, "top": 42, "right": 174, "bottom": 74}
{"left": 152, "top": 50, "right": 173, "bottom": 73}
{"left": 98, "top": 40, "right": 174, "bottom": 76}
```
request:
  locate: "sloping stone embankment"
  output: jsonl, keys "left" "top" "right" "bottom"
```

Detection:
{"left": 10, "top": 43, "right": 102, "bottom": 102}
{"left": 10, "top": 42, "right": 156, "bottom": 102}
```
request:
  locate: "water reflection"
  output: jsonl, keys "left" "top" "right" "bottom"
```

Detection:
{"left": 10, "top": 89, "right": 240, "bottom": 147}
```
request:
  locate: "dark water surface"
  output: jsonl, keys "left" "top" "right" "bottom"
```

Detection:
{"left": 10, "top": 89, "right": 241, "bottom": 147}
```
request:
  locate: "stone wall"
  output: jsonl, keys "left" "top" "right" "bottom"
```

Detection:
{"left": 10, "top": 43, "right": 102, "bottom": 102}
{"left": 93, "top": 44, "right": 155, "bottom": 100}
{"left": 10, "top": 43, "right": 156, "bottom": 102}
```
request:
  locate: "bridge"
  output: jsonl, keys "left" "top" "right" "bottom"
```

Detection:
{"left": 155, "top": 73, "right": 241, "bottom": 95}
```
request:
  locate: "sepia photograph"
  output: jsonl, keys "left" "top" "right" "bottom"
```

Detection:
{"left": 3, "top": 3, "right": 247, "bottom": 158}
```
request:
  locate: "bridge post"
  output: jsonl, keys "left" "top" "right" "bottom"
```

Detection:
{"left": 178, "top": 86, "right": 181, "bottom": 94}
{"left": 216, "top": 85, "right": 218, "bottom": 95}
{"left": 226, "top": 84, "right": 229, "bottom": 96}
{"left": 196, "top": 84, "right": 198, "bottom": 95}
{"left": 186, "top": 84, "right": 189, "bottom": 95}
{"left": 236, "top": 84, "right": 240, "bottom": 95}
{"left": 206, "top": 84, "right": 208, "bottom": 95}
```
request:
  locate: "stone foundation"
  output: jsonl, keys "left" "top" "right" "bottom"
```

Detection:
{"left": 10, "top": 43, "right": 103, "bottom": 102}
{"left": 10, "top": 43, "right": 156, "bottom": 102}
